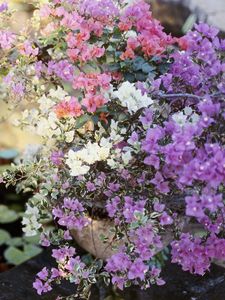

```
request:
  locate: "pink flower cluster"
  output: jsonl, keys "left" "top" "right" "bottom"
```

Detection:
{"left": 119, "top": 1, "right": 174, "bottom": 59}
{"left": 54, "top": 97, "right": 83, "bottom": 119}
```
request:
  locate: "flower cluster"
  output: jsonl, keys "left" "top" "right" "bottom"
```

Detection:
{"left": 1, "top": 0, "right": 225, "bottom": 299}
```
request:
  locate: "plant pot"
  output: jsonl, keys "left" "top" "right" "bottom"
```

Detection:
{"left": 71, "top": 218, "right": 118, "bottom": 260}
{"left": 71, "top": 218, "right": 174, "bottom": 260}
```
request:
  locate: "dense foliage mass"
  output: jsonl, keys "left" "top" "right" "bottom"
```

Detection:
{"left": 0, "top": 0, "right": 225, "bottom": 298}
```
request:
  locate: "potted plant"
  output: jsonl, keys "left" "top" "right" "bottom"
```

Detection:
{"left": 1, "top": 0, "right": 225, "bottom": 298}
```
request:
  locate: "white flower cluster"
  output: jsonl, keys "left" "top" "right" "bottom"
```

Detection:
{"left": 22, "top": 204, "right": 41, "bottom": 236}
{"left": 172, "top": 107, "right": 199, "bottom": 127}
{"left": 113, "top": 81, "right": 153, "bottom": 114}
{"left": 66, "top": 141, "right": 111, "bottom": 176}
{"left": 14, "top": 87, "right": 76, "bottom": 143}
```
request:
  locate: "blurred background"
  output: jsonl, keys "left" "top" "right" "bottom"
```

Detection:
{"left": 0, "top": 0, "right": 225, "bottom": 271}
{"left": 1, "top": 0, "right": 225, "bottom": 154}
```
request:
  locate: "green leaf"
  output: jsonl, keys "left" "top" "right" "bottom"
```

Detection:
{"left": 108, "top": 63, "right": 120, "bottom": 72}
{"left": 141, "top": 63, "right": 156, "bottom": 74}
{"left": 135, "top": 72, "right": 147, "bottom": 82}
{"left": 0, "top": 229, "right": 11, "bottom": 245}
{"left": 132, "top": 56, "right": 145, "bottom": 71}
{"left": 182, "top": 14, "right": 197, "bottom": 33}
{"left": 75, "top": 115, "right": 91, "bottom": 129}
{"left": 4, "top": 247, "right": 28, "bottom": 265}
{"left": 4, "top": 244, "right": 42, "bottom": 266}
{"left": 0, "top": 164, "right": 13, "bottom": 174}
{"left": 6, "top": 237, "right": 23, "bottom": 247}
{"left": 24, "top": 244, "right": 42, "bottom": 258}
{"left": 0, "top": 205, "right": 19, "bottom": 224}
{"left": 124, "top": 73, "right": 135, "bottom": 82}
{"left": 23, "top": 234, "right": 40, "bottom": 245}
{"left": 0, "top": 149, "right": 19, "bottom": 160}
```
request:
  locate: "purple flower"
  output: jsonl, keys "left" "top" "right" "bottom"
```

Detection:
{"left": 128, "top": 131, "right": 139, "bottom": 145}
{"left": 0, "top": 2, "right": 8, "bottom": 13}
{"left": 62, "top": 181, "right": 70, "bottom": 190}
{"left": 20, "top": 41, "right": 39, "bottom": 57}
{"left": 160, "top": 212, "right": 173, "bottom": 225}
{"left": 128, "top": 258, "right": 148, "bottom": 280}
{"left": 111, "top": 275, "right": 126, "bottom": 290}
{"left": 106, "top": 196, "right": 120, "bottom": 218}
{"left": 51, "top": 151, "right": 64, "bottom": 165}
{"left": 105, "top": 252, "right": 131, "bottom": 273}
{"left": 40, "top": 233, "right": 50, "bottom": 247}
{"left": 154, "top": 202, "right": 165, "bottom": 212}
{"left": 140, "top": 108, "right": 153, "bottom": 126}
{"left": 64, "top": 230, "right": 72, "bottom": 240}
{"left": 52, "top": 247, "right": 76, "bottom": 263}
{"left": 63, "top": 197, "right": 84, "bottom": 212}
{"left": 109, "top": 182, "right": 120, "bottom": 192}
{"left": 37, "top": 267, "right": 48, "bottom": 281}
{"left": 33, "top": 279, "right": 52, "bottom": 295}
{"left": 80, "top": 0, "right": 119, "bottom": 18}
{"left": 48, "top": 60, "right": 74, "bottom": 82}
{"left": 12, "top": 82, "right": 25, "bottom": 97}
{"left": 144, "top": 154, "right": 160, "bottom": 169}
{"left": 185, "top": 195, "right": 205, "bottom": 218}
{"left": 86, "top": 181, "right": 96, "bottom": 191}
{"left": 171, "top": 234, "right": 210, "bottom": 275}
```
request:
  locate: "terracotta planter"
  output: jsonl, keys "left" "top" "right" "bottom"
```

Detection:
{"left": 71, "top": 218, "right": 174, "bottom": 260}
{"left": 71, "top": 218, "right": 118, "bottom": 260}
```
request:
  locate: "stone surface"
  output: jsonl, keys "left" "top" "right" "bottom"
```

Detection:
{"left": 150, "top": 0, "right": 225, "bottom": 34}
{"left": 0, "top": 249, "right": 225, "bottom": 300}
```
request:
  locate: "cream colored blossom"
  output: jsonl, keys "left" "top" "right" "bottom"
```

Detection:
{"left": 113, "top": 81, "right": 153, "bottom": 113}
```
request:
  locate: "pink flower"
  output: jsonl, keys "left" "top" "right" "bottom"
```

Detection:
{"left": 55, "top": 97, "right": 83, "bottom": 119}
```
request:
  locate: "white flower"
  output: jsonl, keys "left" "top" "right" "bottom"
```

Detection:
{"left": 122, "top": 150, "right": 132, "bottom": 165}
{"left": 172, "top": 108, "right": 200, "bottom": 127}
{"left": 107, "top": 158, "right": 118, "bottom": 169}
{"left": 172, "top": 112, "right": 187, "bottom": 126}
{"left": 22, "top": 204, "right": 41, "bottom": 236}
{"left": 66, "top": 142, "right": 111, "bottom": 177}
{"left": 38, "top": 95, "right": 55, "bottom": 113}
{"left": 26, "top": 205, "right": 39, "bottom": 216}
{"left": 49, "top": 86, "right": 68, "bottom": 100}
{"left": 113, "top": 81, "right": 153, "bottom": 114}
{"left": 65, "top": 130, "right": 74, "bottom": 143}
{"left": 22, "top": 216, "right": 41, "bottom": 236}
{"left": 36, "top": 112, "right": 60, "bottom": 138}
{"left": 17, "top": 144, "right": 42, "bottom": 164}
{"left": 125, "top": 30, "right": 137, "bottom": 39}
{"left": 66, "top": 154, "right": 90, "bottom": 176}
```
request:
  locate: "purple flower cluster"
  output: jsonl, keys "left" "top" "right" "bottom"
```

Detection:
{"left": 0, "top": 2, "right": 8, "bottom": 13}
{"left": 105, "top": 249, "right": 165, "bottom": 290}
{"left": 47, "top": 60, "right": 74, "bottom": 82}
{"left": 33, "top": 246, "right": 89, "bottom": 295}
{"left": 79, "top": 0, "right": 119, "bottom": 19}
{"left": 0, "top": 30, "right": 15, "bottom": 49}
{"left": 3, "top": 0, "right": 225, "bottom": 296}
{"left": 52, "top": 197, "right": 88, "bottom": 230}
{"left": 171, "top": 233, "right": 225, "bottom": 275}
{"left": 106, "top": 195, "right": 146, "bottom": 223}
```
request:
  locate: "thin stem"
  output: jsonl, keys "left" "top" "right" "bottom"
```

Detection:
{"left": 155, "top": 91, "right": 224, "bottom": 101}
